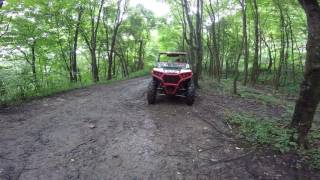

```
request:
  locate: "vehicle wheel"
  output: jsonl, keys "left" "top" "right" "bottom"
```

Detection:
{"left": 147, "top": 79, "right": 158, "bottom": 104}
{"left": 186, "top": 79, "right": 195, "bottom": 106}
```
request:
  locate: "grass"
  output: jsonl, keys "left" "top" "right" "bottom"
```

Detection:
{"left": 303, "top": 149, "right": 320, "bottom": 169}
{"left": 200, "top": 76, "right": 294, "bottom": 108}
{"left": 226, "top": 112, "right": 297, "bottom": 153}
{"left": 0, "top": 69, "right": 150, "bottom": 107}
{"left": 226, "top": 111, "right": 320, "bottom": 169}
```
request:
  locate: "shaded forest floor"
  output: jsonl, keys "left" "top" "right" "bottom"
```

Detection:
{"left": 0, "top": 77, "right": 319, "bottom": 180}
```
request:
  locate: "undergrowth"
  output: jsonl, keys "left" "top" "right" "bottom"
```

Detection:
{"left": 303, "top": 149, "right": 320, "bottom": 169}
{"left": 226, "top": 112, "right": 320, "bottom": 169}
{"left": 226, "top": 112, "right": 297, "bottom": 153}
{"left": 200, "top": 76, "right": 295, "bottom": 108}
{"left": 201, "top": 76, "right": 320, "bottom": 169}
{"left": 0, "top": 69, "right": 150, "bottom": 106}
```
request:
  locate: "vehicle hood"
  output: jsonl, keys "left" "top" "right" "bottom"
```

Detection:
{"left": 154, "top": 62, "right": 191, "bottom": 74}
{"left": 153, "top": 67, "right": 192, "bottom": 74}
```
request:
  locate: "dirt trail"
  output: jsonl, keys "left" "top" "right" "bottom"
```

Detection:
{"left": 0, "top": 77, "right": 319, "bottom": 180}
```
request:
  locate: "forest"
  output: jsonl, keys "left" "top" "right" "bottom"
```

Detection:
{"left": 0, "top": 1, "right": 310, "bottom": 100}
{"left": 0, "top": 0, "right": 320, "bottom": 178}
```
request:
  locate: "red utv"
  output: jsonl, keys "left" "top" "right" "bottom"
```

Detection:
{"left": 147, "top": 52, "right": 195, "bottom": 105}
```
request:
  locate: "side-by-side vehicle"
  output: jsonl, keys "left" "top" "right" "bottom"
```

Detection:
{"left": 147, "top": 52, "right": 195, "bottom": 105}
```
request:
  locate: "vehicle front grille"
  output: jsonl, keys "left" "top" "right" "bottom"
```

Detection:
{"left": 163, "top": 75, "right": 180, "bottom": 84}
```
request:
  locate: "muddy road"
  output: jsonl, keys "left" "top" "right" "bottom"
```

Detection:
{"left": 0, "top": 77, "right": 319, "bottom": 180}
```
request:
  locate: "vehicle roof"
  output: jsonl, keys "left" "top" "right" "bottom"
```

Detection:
{"left": 159, "top": 52, "right": 188, "bottom": 57}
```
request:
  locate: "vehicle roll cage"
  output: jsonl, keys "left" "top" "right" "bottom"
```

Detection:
{"left": 157, "top": 52, "right": 189, "bottom": 63}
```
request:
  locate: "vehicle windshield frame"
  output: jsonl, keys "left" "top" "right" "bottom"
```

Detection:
{"left": 157, "top": 52, "right": 189, "bottom": 63}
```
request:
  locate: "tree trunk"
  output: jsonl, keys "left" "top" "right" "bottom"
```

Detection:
{"left": 291, "top": 0, "right": 320, "bottom": 148}
{"left": 251, "top": 0, "right": 260, "bottom": 85}
{"left": 212, "top": 21, "right": 220, "bottom": 81}
{"left": 262, "top": 34, "right": 273, "bottom": 72}
{"left": 113, "top": 53, "right": 116, "bottom": 76}
{"left": 234, "top": 41, "right": 243, "bottom": 95}
{"left": 274, "top": 0, "right": 285, "bottom": 90}
{"left": 82, "top": 0, "right": 105, "bottom": 82}
{"left": 107, "top": 54, "right": 113, "bottom": 80}
{"left": 240, "top": 0, "right": 249, "bottom": 86}
{"left": 207, "top": 33, "right": 214, "bottom": 78}
{"left": 90, "top": 2, "right": 103, "bottom": 82}
{"left": 107, "top": 0, "right": 125, "bottom": 80}
{"left": 284, "top": 21, "right": 290, "bottom": 86}
{"left": 137, "top": 39, "right": 144, "bottom": 70}
{"left": 194, "top": 0, "right": 203, "bottom": 87}
{"left": 287, "top": 12, "right": 296, "bottom": 83}
{"left": 31, "top": 44, "right": 37, "bottom": 84}
{"left": 220, "top": 21, "right": 226, "bottom": 79}
{"left": 118, "top": 48, "right": 129, "bottom": 77}
{"left": 91, "top": 48, "right": 99, "bottom": 82}
{"left": 70, "top": 6, "right": 84, "bottom": 82}
{"left": 182, "top": 0, "right": 196, "bottom": 73}
{"left": 208, "top": 0, "right": 221, "bottom": 81}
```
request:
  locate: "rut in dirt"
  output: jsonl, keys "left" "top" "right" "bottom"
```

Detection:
{"left": 0, "top": 77, "right": 319, "bottom": 180}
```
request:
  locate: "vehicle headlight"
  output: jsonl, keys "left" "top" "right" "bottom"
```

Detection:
{"left": 153, "top": 71, "right": 163, "bottom": 77}
{"left": 181, "top": 73, "right": 192, "bottom": 78}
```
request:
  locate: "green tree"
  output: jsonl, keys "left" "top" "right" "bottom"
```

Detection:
{"left": 291, "top": 0, "right": 320, "bottom": 148}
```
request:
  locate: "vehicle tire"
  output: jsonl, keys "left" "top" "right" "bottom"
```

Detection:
{"left": 186, "top": 79, "right": 195, "bottom": 106}
{"left": 147, "top": 79, "right": 158, "bottom": 104}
